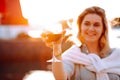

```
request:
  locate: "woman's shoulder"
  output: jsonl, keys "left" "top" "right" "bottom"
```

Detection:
{"left": 112, "top": 47, "right": 120, "bottom": 52}
{"left": 109, "top": 47, "right": 120, "bottom": 57}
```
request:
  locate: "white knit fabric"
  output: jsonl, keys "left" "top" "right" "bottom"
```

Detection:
{"left": 62, "top": 45, "right": 120, "bottom": 80}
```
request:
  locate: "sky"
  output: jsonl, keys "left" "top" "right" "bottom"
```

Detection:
{"left": 20, "top": 0, "right": 120, "bottom": 26}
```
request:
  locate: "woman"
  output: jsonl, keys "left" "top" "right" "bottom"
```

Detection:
{"left": 41, "top": 6, "right": 120, "bottom": 80}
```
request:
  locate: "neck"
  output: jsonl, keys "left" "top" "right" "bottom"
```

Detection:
{"left": 85, "top": 41, "right": 100, "bottom": 55}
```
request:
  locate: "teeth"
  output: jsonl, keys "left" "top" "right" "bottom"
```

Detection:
{"left": 88, "top": 32, "right": 95, "bottom": 34}
{"left": 88, "top": 33, "right": 93, "bottom": 35}
{"left": 87, "top": 33, "right": 95, "bottom": 36}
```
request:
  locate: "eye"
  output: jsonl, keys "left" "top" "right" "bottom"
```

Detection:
{"left": 94, "top": 22, "right": 100, "bottom": 27}
{"left": 84, "top": 21, "right": 90, "bottom": 26}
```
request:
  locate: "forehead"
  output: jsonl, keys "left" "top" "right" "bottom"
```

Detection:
{"left": 83, "top": 14, "right": 102, "bottom": 22}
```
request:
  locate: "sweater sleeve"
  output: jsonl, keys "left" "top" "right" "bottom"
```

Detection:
{"left": 62, "top": 55, "right": 74, "bottom": 80}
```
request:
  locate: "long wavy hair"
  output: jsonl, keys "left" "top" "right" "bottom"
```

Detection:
{"left": 77, "top": 6, "right": 111, "bottom": 57}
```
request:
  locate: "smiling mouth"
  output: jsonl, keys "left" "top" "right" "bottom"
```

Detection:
{"left": 87, "top": 33, "right": 96, "bottom": 36}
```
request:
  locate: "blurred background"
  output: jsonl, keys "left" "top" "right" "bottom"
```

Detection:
{"left": 0, "top": 0, "right": 120, "bottom": 80}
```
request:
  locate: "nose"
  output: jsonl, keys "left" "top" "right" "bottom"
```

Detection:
{"left": 88, "top": 26, "right": 95, "bottom": 31}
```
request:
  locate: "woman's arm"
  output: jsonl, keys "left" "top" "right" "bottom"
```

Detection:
{"left": 52, "top": 43, "right": 67, "bottom": 80}
{"left": 41, "top": 30, "right": 68, "bottom": 80}
{"left": 52, "top": 60, "right": 67, "bottom": 80}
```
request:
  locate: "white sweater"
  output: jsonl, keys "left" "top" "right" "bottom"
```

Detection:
{"left": 62, "top": 45, "right": 120, "bottom": 80}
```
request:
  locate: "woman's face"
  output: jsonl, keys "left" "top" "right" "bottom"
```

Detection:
{"left": 81, "top": 14, "right": 103, "bottom": 43}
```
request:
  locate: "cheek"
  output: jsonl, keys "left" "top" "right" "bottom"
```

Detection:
{"left": 98, "top": 28, "right": 103, "bottom": 37}
{"left": 81, "top": 26, "right": 87, "bottom": 34}
{"left": 80, "top": 29, "right": 85, "bottom": 36}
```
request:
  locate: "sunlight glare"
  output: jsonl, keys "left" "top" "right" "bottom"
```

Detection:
{"left": 28, "top": 30, "right": 42, "bottom": 38}
{"left": 23, "top": 70, "right": 55, "bottom": 80}
{"left": 20, "top": 0, "right": 76, "bottom": 26}
{"left": 43, "top": 23, "right": 63, "bottom": 34}
{"left": 20, "top": 0, "right": 120, "bottom": 26}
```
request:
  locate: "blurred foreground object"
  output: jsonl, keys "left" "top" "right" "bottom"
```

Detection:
{"left": 109, "top": 17, "right": 120, "bottom": 48}
{"left": 111, "top": 17, "right": 120, "bottom": 28}
{"left": 0, "top": 0, "right": 28, "bottom": 25}
{"left": 0, "top": 39, "right": 52, "bottom": 80}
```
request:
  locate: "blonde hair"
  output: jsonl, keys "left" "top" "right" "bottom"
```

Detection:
{"left": 77, "top": 6, "right": 111, "bottom": 57}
